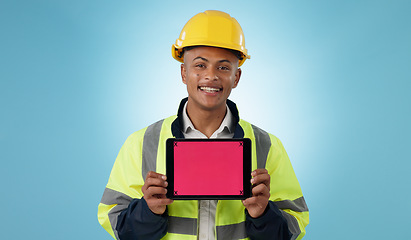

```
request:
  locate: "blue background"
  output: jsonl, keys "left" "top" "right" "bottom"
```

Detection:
{"left": 1, "top": 0, "right": 410, "bottom": 239}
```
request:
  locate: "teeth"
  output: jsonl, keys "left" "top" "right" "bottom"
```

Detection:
{"left": 200, "top": 87, "right": 221, "bottom": 93}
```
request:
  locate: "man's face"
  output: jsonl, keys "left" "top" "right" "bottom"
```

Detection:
{"left": 181, "top": 46, "right": 241, "bottom": 113}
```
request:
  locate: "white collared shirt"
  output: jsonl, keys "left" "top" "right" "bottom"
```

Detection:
{"left": 181, "top": 102, "right": 235, "bottom": 240}
{"left": 182, "top": 102, "right": 235, "bottom": 139}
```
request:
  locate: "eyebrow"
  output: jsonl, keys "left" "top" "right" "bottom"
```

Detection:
{"left": 193, "top": 57, "right": 208, "bottom": 62}
{"left": 193, "top": 57, "right": 233, "bottom": 65}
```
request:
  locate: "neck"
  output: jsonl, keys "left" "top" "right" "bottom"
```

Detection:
{"left": 186, "top": 101, "right": 227, "bottom": 138}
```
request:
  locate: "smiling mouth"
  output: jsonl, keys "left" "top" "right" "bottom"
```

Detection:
{"left": 199, "top": 86, "right": 222, "bottom": 93}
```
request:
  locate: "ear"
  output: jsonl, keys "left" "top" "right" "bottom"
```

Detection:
{"left": 232, "top": 68, "right": 242, "bottom": 88}
{"left": 181, "top": 64, "right": 187, "bottom": 85}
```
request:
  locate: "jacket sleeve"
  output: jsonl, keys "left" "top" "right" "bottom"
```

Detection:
{"left": 98, "top": 130, "right": 167, "bottom": 240}
{"left": 245, "top": 201, "right": 292, "bottom": 240}
{"left": 270, "top": 135, "right": 309, "bottom": 240}
{"left": 246, "top": 133, "right": 309, "bottom": 240}
{"left": 116, "top": 198, "right": 168, "bottom": 240}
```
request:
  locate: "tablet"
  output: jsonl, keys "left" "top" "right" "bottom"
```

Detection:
{"left": 166, "top": 138, "right": 251, "bottom": 200}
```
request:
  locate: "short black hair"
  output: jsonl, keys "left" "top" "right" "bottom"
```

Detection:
{"left": 181, "top": 45, "right": 243, "bottom": 60}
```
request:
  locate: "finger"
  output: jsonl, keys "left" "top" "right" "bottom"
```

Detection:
{"left": 242, "top": 195, "right": 269, "bottom": 218}
{"left": 142, "top": 180, "right": 167, "bottom": 194}
{"left": 251, "top": 184, "right": 270, "bottom": 197}
{"left": 242, "top": 196, "right": 258, "bottom": 206}
{"left": 145, "top": 198, "right": 174, "bottom": 215}
{"left": 251, "top": 169, "right": 268, "bottom": 177}
{"left": 143, "top": 171, "right": 168, "bottom": 193}
{"left": 146, "top": 171, "right": 167, "bottom": 181}
{"left": 145, "top": 186, "right": 168, "bottom": 198}
{"left": 244, "top": 190, "right": 270, "bottom": 204}
{"left": 153, "top": 198, "right": 174, "bottom": 206}
{"left": 251, "top": 174, "right": 270, "bottom": 186}
{"left": 145, "top": 177, "right": 168, "bottom": 188}
{"left": 251, "top": 171, "right": 270, "bottom": 189}
{"left": 242, "top": 198, "right": 251, "bottom": 207}
{"left": 242, "top": 196, "right": 256, "bottom": 206}
{"left": 242, "top": 196, "right": 267, "bottom": 208}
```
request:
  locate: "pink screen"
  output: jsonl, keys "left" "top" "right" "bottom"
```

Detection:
{"left": 174, "top": 141, "right": 243, "bottom": 196}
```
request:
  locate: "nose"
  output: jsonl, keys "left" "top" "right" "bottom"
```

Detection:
{"left": 204, "top": 67, "right": 219, "bottom": 81}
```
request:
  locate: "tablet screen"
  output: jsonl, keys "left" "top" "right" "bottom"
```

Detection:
{"left": 166, "top": 138, "right": 251, "bottom": 200}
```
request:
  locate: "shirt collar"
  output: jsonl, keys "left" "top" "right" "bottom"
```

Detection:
{"left": 182, "top": 102, "right": 234, "bottom": 135}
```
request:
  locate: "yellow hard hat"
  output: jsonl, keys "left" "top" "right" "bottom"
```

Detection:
{"left": 172, "top": 10, "right": 250, "bottom": 67}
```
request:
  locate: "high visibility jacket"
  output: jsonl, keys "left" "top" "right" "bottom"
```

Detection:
{"left": 98, "top": 98, "right": 309, "bottom": 240}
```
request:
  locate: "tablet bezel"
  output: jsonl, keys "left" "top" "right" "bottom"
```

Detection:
{"left": 166, "top": 138, "right": 252, "bottom": 200}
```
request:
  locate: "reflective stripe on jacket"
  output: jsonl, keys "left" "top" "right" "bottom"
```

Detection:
{"left": 98, "top": 98, "right": 309, "bottom": 240}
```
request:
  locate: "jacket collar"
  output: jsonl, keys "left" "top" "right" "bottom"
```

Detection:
{"left": 171, "top": 97, "right": 244, "bottom": 138}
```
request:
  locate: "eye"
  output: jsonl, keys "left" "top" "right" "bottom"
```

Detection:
{"left": 195, "top": 63, "right": 205, "bottom": 68}
{"left": 218, "top": 66, "right": 230, "bottom": 71}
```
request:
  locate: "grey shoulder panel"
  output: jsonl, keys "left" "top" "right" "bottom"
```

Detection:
{"left": 251, "top": 124, "right": 271, "bottom": 169}
{"left": 142, "top": 119, "right": 165, "bottom": 179}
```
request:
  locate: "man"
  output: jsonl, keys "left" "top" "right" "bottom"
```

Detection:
{"left": 98, "top": 10, "right": 309, "bottom": 240}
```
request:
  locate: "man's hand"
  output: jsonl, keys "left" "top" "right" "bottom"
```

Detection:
{"left": 242, "top": 169, "right": 270, "bottom": 218}
{"left": 142, "top": 171, "right": 174, "bottom": 215}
